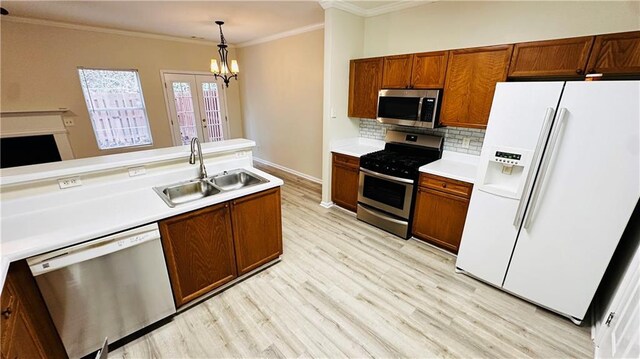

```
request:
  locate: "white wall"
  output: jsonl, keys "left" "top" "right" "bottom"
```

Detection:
{"left": 363, "top": 1, "right": 640, "bottom": 57}
{"left": 321, "top": 8, "right": 365, "bottom": 204}
{"left": 0, "top": 19, "right": 244, "bottom": 159}
{"left": 237, "top": 29, "right": 324, "bottom": 180}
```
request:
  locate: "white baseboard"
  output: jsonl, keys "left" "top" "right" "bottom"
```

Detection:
{"left": 253, "top": 157, "right": 322, "bottom": 184}
{"left": 320, "top": 201, "right": 334, "bottom": 208}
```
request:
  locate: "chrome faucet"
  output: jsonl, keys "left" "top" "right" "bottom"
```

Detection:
{"left": 189, "top": 137, "right": 208, "bottom": 179}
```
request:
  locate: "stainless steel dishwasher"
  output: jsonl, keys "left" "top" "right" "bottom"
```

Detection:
{"left": 27, "top": 223, "right": 176, "bottom": 358}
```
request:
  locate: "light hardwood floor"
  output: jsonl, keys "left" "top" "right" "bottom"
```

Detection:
{"left": 111, "top": 165, "right": 593, "bottom": 358}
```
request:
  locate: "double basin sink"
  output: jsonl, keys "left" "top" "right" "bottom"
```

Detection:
{"left": 153, "top": 169, "right": 268, "bottom": 207}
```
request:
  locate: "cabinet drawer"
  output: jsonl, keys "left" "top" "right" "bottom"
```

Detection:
{"left": 420, "top": 173, "right": 472, "bottom": 198}
{"left": 332, "top": 153, "right": 360, "bottom": 168}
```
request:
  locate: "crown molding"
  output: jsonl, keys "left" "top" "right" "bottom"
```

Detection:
{"left": 319, "top": 1, "right": 432, "bottom": 18}
{"left": 1, "top": 16, "right": 219, "bottom": 46}
{"left": 236, "top": 23, "right": 324, "bottom": 48}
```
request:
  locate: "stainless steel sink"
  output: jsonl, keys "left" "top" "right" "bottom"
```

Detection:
{"left": 154, "top": 179, "right": 221, "bottom": 207}
{"left": 153, "top": 169, "right": 268, "bottom": 207}
{"left": 209, "top": 169, "right": 268, "bottom": 191}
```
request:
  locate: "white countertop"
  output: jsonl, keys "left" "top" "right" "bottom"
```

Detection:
{"left": 0, "top": 140, "right": 283, "bottom": 287}
{"left": 419, "top": 151, "right": 480, "bottom": 184}
{"left": 331, "top": 137, "right": 384, "bottom": 158}
{"left": 0, "top": 139, "right": 255, "bottom": 186}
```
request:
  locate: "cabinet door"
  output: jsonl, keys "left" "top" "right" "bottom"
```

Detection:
{"left": 382, "top": 54, "right": 414, "bottom": 89}
{"left": 411, "top": 51, "right": 449, "bottom": 88}
{"left": 509, "top": 36, "right": 594, "bottom": 78}
{"left": 587, "top": 31, "right": 640, "bottom": 75}
{"left": 331, "top": 154, "right": 360, "bottom": 212}
{"left": 231, "top": 188, "right": 283, "bottom": 276}
{"left": 348, "top": 58, "right": 383, "bottom": 119}
{"left": 1, "top": 261, "right": 67, "bottom": 359}
{"left": 160, "top": 203, "right": 237, "bottom": 307}
{"left": 412, "top": 187, "right": 470, "bottom": 254}
{"left": 440, "top": 45, "right": 513, "bottom": 129}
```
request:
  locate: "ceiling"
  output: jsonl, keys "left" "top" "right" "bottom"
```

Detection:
{"left": 1, "top": 1, "right": 426, "bottom": 45}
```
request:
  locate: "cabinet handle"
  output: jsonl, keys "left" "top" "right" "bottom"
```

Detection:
{"left": 1, "top": 307, "right": 11, "bottom": 318}
{"left": 575, "top": 69, "right": 583, "bottom": 74}
{"left": 224, "top": 204, "right": 228, "bottom": 208}
{"left": 441, "top": 182, "right": 447, "bottom": 188}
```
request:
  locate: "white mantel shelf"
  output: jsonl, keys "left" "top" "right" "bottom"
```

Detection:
{"left": 0, "top": 109, "right": 69, "bottom": 115}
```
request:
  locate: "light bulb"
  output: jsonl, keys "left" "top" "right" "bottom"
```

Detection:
{"left": 210, "top": 59, "right": 219, "bottom": 74}
{"left": 231, "top": 60, "right": 239, "bottom": 74}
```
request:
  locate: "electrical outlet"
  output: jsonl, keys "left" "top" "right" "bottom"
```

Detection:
{"left": 63, "top": 118, "right": 75, "bottom": 127}
{"left": 462, "top": 137, "right": 471, "bottom": 148}
{"left": 128, "top": 166, "right": 146, "bottom": 177}
{"left": 58, "top": 176, "right": 82, "bottom": 189}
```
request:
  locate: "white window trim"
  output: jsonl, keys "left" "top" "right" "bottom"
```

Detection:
{"left": 78, "top": 67, "right": 154, "bottom": 151}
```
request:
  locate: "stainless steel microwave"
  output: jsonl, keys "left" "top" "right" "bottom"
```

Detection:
{"left": 376, "top": 89, "right": 442, "bottom": 128}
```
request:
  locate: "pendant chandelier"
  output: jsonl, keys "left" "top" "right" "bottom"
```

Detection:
{"left": 210, "top": 20, "right": 239, "bottom": 87}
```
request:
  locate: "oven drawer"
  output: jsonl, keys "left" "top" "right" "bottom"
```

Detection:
{"left": 357, "top": 203, "right": 410, "bottom": 238}
{"left": 332, "top": 152, "right": 359, "bottom": 168}
{"left": 419, "top": 173, "right": 473, "bottom": 198}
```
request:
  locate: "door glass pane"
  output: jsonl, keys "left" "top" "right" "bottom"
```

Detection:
{"left": 171, "top": 82, "right": 198, "bottom": 145}
{"left": 201, "top": 82, "right": 224, "bottom": 142}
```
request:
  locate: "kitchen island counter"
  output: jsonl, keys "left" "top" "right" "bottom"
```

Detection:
{"left": 0, "top": 140, "right": 283, "bottom": 288}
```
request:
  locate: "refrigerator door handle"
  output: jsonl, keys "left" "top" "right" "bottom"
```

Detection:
{"left": 523, "top": 107, "right": 568, "bottom": 230}
{"left": 513, "top": 107, "right": 556, "bottom": 228}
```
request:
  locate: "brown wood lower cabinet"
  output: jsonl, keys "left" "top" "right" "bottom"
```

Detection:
{"left": 331, "top": 152, "right": 360, "bottom": 212}
{"left": 231, "top": 187, "right": 283, "bottom": 275}
{"left": 160, "top": 203, "right": 237, "bottom": 307}
{"left": 412, "top": 174, "right": 473, "bottom": 254}
{"left": 160, "top": 187, "right": 283, "bottom": 307}
{"left": 1, "top": 261, "right": 67, "bottom": 359}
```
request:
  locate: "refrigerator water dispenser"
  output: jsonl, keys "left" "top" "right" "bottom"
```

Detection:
{"left": 477, "top": 146, "right": 533, "bottom": 199}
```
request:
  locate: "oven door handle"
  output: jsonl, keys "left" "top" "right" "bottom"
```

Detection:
{"left": 359, "top": 168, "right": 415, "bottom": 184}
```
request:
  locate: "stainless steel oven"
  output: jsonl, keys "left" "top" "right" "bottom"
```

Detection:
{"left": 358, "top": 168, "right": 414, "bottom": 218}
{"left": 357, "top": 169, "right": 415, "bottom": 238}
{"left": 356, "top": 131, "right": 443, "bottom": 239}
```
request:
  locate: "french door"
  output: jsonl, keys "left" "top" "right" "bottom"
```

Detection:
{"left": 163, "top": 73, "right": 229, "bottom": 146}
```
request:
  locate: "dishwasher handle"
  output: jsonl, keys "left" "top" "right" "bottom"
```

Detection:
{"left": 28, "top": 224, "right": 160, "bottom": 276}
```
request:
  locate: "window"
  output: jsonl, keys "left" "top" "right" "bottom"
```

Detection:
{"left": 78, "top": 68, "right": 153, "bottom": 150}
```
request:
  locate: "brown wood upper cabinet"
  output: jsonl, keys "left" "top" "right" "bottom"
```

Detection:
{"left": 348, "top": 57, "right": 383, "bottom": 119}
{"left": 231, "top": 187, "right": 283, "bottom": 276}
{"left": 412, "top": 51, "right": 449, "bottom": 88}
{"left": 331, "top": 152, "right": 360, "bottom": 212}
{"left": 440, "top": 45, "right": 513, "bottom": 129}
{"left": 587, "top": 31, "right": 640, "bottom": 75}
{"left": 160, "top": 203, "right": 238, "bottom": 307}
{"left": 381, "top": 51, "right": 449, "bottom": 89}
{"left": 1, "top": 261, "right": 67, "bottom": 359}
{"left": 509, "top": 36, "right": 595, "bottom": 78}
{"left": 382, "top": 54, "right": 414, "bottom": 88}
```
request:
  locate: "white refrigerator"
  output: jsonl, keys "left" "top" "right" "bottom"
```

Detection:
{"left": 456, "top": 81, "right": 640, "bottom": 323}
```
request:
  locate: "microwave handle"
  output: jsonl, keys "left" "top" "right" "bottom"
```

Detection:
{"left": 416, "top": 97, "right": 424, "bottom": 122}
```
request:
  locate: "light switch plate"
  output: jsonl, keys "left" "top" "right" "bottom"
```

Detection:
{"left": 58, "top": 176, "right": 82, "bottom": 189}
{"left": 63, "top": 118, "right": 75, "bottom": 127}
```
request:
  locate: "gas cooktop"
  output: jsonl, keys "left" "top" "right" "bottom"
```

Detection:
{"left": 360, "top": 133, "right": 443, "bottom": 180}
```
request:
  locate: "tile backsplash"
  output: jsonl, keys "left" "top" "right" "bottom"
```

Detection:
{"left": 359, "top": 119, "right": 485, "bottom": 156}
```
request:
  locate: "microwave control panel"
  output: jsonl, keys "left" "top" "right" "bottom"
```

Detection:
{"left": 420, "top": 98, "right": 436, "bottom": 123}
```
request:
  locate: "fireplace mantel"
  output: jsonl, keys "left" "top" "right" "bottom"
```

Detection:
{"left": 0, "top": 110, "right": 74, "bottom": 160}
